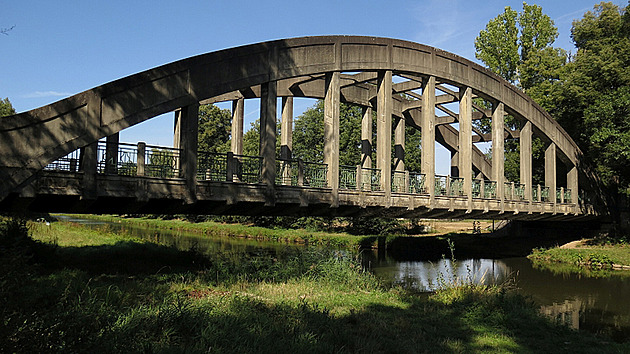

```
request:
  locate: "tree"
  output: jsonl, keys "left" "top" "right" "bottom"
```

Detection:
{"left": 475, "top": 2, "right": 564, "bottom": 184}
{"left": 475, "top": 2, "right": 562, "bottom": 91}
{"left": 0, "top": 97, "right": 15, "bottom": 117}
{"left": 198, "top": 104, "right": 232, "bottom": 153}
{"left": 552, "top": 2, "right": 630, "bottom": 192}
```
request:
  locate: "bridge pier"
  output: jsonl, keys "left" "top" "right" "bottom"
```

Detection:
{"left": 377, "top": 70, "right": 392, "bottom": 205}
{"left": 421, "top": 76, "right": 436, "bottom": 201}
{"left": 174, "top": 104, "right": 199, "bottom": 203}
{"left": 260, "top": 81, "right": 277, "bottom": 206}
{"left": 361, "top": 107, "right": 373, "bottom": 169}
{"left": 231, "top": 98, "right": 244, "bottom": 155}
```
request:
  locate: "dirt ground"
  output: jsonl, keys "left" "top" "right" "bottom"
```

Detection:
{"left": 424, "top": 219, "right": 495, "bottom": 235}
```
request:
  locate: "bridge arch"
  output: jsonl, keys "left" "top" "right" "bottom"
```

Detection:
{"left": 0, "top": 36, "right": 594, "bottom": 219}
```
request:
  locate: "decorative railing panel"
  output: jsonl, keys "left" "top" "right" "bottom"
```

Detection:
{"left": 340, "top": 165, "right": 357, "bottom": 190}
{"left": 408, "top": 172, "right": 426, "bottom": 194}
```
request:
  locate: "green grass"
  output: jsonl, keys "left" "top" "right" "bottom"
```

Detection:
{"left": 58, "top": 214, "right": 397, "bottom": 249}
{"left": 529, "top": 244, "right": 630, "bottom": 272}
{"left": 2, "top": 218, "right": 629, "bottom": 352}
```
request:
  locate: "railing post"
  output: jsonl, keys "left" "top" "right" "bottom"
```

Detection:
{"left": 480, "top": 179, "right": 485, "bottom": 199}
{"left": 137, "top": 142, "right": 146, "bottom": 176}
{"left": 356, "top": 165, "right": 362, "bottom": 191}
{"left": 560, "top": 187, "right": 565, "bottom": 204}
{"left": 297, "top": 158, "right": 304, "bottom": 187}
{"left": 446, "top": 175, "right": 451, "bottom": 196}
{"left": 511, "top": 182, "right": 515, "bottom": 201}
{"left": 404, "top": 170, "right": 410, "bottom": 194}
{"left": 226, "top": 151, "right": 234, "bottom": 182}
{"left": 537, "top": 184, "right": 542, "bottom": 202}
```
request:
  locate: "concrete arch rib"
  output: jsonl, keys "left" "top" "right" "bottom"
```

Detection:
{"left": 0, "top": 36, "right": 582, "bottom": 201}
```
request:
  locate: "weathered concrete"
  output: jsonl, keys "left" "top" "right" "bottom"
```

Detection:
{"left": 0, "top": 35, "right": 600, "bottom": 219}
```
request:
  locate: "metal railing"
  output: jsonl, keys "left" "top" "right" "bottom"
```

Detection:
{"left": 42, "top": 141, "right": 583, "bottom": 207}
{"left": 303, "top": 161, "right": 328, "bottom": 188}
{"left": 435, "top": 175, "right": 448, "bottom": 196}
{"left": 408, "top": 172, "right": 426, "bottom": 194}
{"left": 449, "top": 177, "right": 464, "bottom": 196}
{"left": 339, "top": 165, "right": 357, "bottom": 190}
{"left": 391, "top": 171, "right": 406, "bottom": 193}
{"left": 484, "top": 181, "right": 497, "bottom": 199}
{"left": 44, "top": 149, "right": 81, "bottom": 172}
{"left": 276, "top": 159, "right": 299, "bottom": 186}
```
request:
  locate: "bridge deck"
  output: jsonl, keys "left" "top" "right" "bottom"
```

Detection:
{"left": 1, "top": 171, "right": 594, "bottom": 221}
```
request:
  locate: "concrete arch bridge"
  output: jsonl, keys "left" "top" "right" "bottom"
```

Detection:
{"left": 0, "top": 36, "right": 602, "bottom": 220}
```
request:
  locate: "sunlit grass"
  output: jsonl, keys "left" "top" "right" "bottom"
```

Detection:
{"left": 1, "top": 218, "right": 629, "bottom": 352}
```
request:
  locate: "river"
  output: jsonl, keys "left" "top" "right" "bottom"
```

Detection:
{"left": 56, "top": 216, "right": 630, "bottom": 342}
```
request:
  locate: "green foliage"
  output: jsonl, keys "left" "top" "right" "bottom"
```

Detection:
{"left": 0, "top": 97, "right": 16, "bottom": 117}
{"left": 476, "top": 3, "right": 563, "bottom": 185}
{"left": 198, "top": 104, "right": 231, "bottom": 153}
{"left": 551, "top": 2, "right": 630, "bottom": 192}
{"left": 475, "top": 2, "right": 559, "bottom": 89}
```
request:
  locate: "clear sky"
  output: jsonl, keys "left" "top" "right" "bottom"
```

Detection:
{"left": 1, "top": 0, "right": 625, "bottom": 174}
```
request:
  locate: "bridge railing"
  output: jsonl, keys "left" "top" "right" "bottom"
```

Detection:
{"left": 408, "top": 172, "right": 426, "bottom": 194}
{"left": 339, "top": 165, "right": 357, "bottom": 190}
{"left": 484, "top": 180, "right": 497, "bottom": 199}
{"left": 449, "top": 177, "right": 464, "bottom": 197}
{"left": 303, "top": 161, "right": 328, "bottom": 188}
{"left": 391, "top": 171, "right": 406, "bottom": 193}
{"left": 435, "top": 175, "right": 448, "bottom": 196}
{"left": 43, "top": 149, "right": 81, "bottom": 172}
{"left": 42, "top": 141, "right": 582, "bottom": 206}
{"left": 197, "top": 152, "right": 228, "bottom": 182}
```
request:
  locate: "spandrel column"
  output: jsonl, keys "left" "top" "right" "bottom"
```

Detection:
{"left": 376, "top": 70, "right": 392, "bottom": 201}
{"left": 324, "top": 72, "right": 340, "bottom": 206}
{"left": 421, "top": 76, "right": 436, "bottom": 198}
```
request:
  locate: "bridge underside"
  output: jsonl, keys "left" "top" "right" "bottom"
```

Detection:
{"left": 0, "top": 171, "right": 593, "bottom": 221}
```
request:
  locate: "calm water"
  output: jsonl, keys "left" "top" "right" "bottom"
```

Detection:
{"left": 56, "top": 216, "right": 630, "bottom": 342}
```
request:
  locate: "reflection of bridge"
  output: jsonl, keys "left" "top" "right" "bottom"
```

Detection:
{"left": 0, "top": 36, "right": 601, "bottom": 220}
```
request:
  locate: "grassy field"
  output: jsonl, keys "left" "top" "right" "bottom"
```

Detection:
{"left": 2, "top": 218, "right": 629, "bottom": 352}
{"left": 529, "top": 241, "right": 630, "bottom": 272}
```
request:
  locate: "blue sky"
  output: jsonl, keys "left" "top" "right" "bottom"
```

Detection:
{"left": 1, "top": 0, "right": 625, "bottom": 174}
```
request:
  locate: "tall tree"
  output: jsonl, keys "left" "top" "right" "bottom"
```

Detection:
{"left": 553, "top": 2, "right": 630, "bottom": 192}
{"left": 475, "top": 2, "right": 563, "bottom": 92}
{"left": 197, "top": 104, "right": 231, "bottom": 153}
{"left": 475, "top": 2, "right": 564, "bottom": 184}
{"left": 0, "top": 97, "right": 15, "bottom": 117}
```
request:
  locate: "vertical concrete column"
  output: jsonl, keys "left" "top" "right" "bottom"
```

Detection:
{"left": 176, "top": 104, "right": 199, "bottom": 201}
{"left": 450, "top": 151, "right": 459, "bottom": 177}
{"left": 377, "top": 70, "right": 393, "bottom": 198}
{"left": 260, "top": 81, "right": 277, "bottom": 205}
{"left": 280, "top": 97, "right": 294, "bottom": 160}
{"left": 105, "top": 132, "right": 119, "bottom": 174}
{"left": 459, "top": 87, "right": 473, "bottom": 204}
{"left": 361, "top": 107, "right": 373, "bottom": 169}
{"left": 394, "top": 116, "right": 405, "bottom": 172}
{"left": 82, "top": 141, "right": 98, "bottom": 199}
{"left": 520, "top": 121, "right": 533, "bottom": 201}
{"left": 137, "top": 142, "right": 146, "bottom": 176}
{"left": 492, "top": 102, "right": 505, "bottom": 200}
{"left": 231, "top": 98, "right": 244, "bottom": 155}
{"left": 567, "top": 165, "right": 578, "bottom": 204}
{"left": 421, "top": 76, "right": 436, "bottom": 198}
{"left": 324, "top": 72, "right": 340, "bottom": 206}
{"left": 545, "top": 143, "right": 557, "bottom": 203}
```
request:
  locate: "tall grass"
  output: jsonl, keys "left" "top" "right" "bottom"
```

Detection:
{"left": 1, "top": 218, "right": 629, "bottom": 352}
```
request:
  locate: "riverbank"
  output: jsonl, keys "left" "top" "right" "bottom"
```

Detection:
{"left": 528, "top": 239, "right": 630, "bottom": 274}
{"left": 56, "top": 214, "right": 577, "bottom": 259}
{"left": 2, "top": 218, "right": 628, "bottom": 352}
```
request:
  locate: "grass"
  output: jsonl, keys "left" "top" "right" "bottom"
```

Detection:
{"left": 2, "top": 218, "right": 629, "bottom": 352}
{"left": 528, "top": 240, "right": 630, "bottom": 276}
{"left": 59, "top": 214, "right": 381, "bottom": 249}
